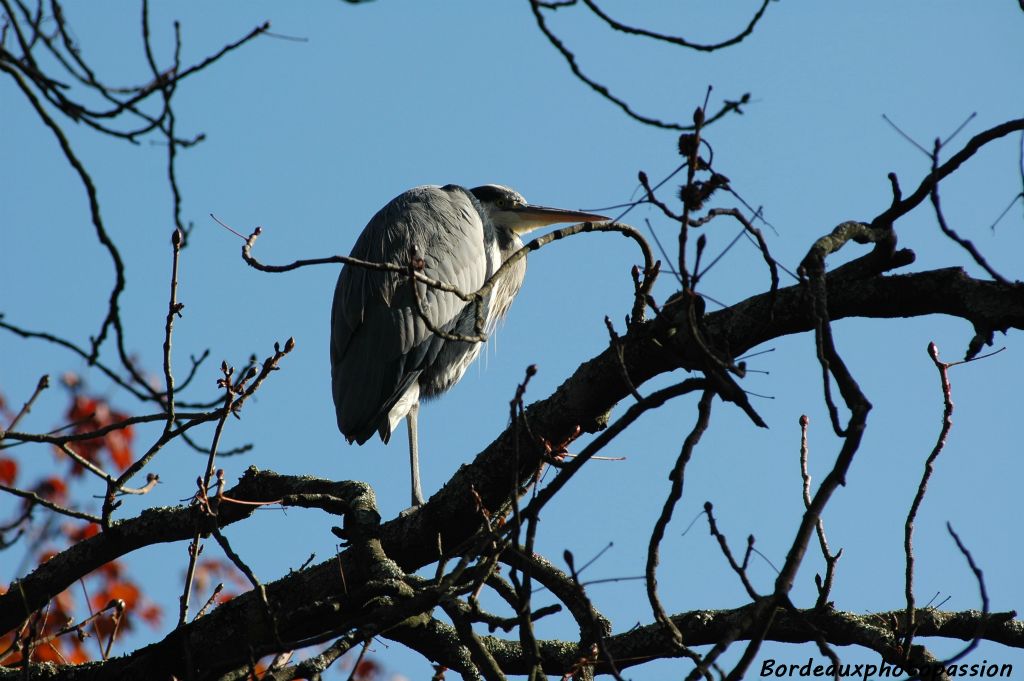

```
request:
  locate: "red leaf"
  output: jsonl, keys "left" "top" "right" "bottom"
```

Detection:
{"left": 0, "top": 458, "right": 16, "bottom": 486}
{"left": 67, "top": 396, "right": 98, "bottom": 423}
{"left": 44, "top": 587, "right": 75, "bottom": 620}
{"left": 63, "top": 644, "right": 92, "bottom": 665}
{"left": 95, "top": 560, "right": 124, "bottom": 581}
{"left": 106, "top": 431, "right": 133, "bottom": 471}
{"left": 104, "top": 581, "right": 140, "bottom": 609}
{"left": 32, "top": 477, "right": 68, "bottom": 503}
{"left": 354, "top": 658, "right": 381, "bottom": 681}
{"left": 90, "top": 581, "right": 139, "bottom": 622}
{"left": 29, "top": 641, "right": 68, "bottom": 664}
{"left": 138, "top": 603, "right": 163, "bottom": 626}
{"left": 193, "top": 557, "right": 251, "bottom": 592}
{"left": 60, "top": 394, "right": 136, "bottom": 474}
{"left": 64, "top": 522, "right": 100, "bottom": 543}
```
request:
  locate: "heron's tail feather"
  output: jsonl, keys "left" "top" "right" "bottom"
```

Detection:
{"left": 340, "top": 372, "right": 420, "bottom": 445}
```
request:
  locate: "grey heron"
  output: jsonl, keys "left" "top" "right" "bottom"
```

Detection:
{"left": 330, "top": 184, "right": 607, "bottom": 506}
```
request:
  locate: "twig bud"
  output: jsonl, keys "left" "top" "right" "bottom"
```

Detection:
{"left": 677, "top": 134, "right": 697, "bottom": 158}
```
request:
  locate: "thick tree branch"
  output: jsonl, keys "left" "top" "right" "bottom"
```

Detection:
{"left": 1, "top": 266, "right": 1020, "bottom": 678}
{"left": 0, "top": 470, "right": 372, "bottom": 635}
{"left": 5, "top": 606, "right": 1015, "bottom": 679}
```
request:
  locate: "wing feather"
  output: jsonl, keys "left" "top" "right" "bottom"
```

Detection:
{"left": 330, "top": 185, "right": 489, "bottom": 443}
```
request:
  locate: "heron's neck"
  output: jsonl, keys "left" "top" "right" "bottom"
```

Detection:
{"left": 494, "top": 227, "right": 523, "bottom": 262}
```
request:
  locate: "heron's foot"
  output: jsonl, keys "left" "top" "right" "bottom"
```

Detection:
{"left": 398, "top": 503, "right": 422, "bottom": 518}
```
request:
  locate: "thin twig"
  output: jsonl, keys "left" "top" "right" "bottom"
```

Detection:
{"left": 902, "top": 342, "right": 955, "bottom": 653}
{"left": 928, "top": 139, "right": 1009, "bottom": 284}
{"left": 0, "top": 375, "right": 49, "bottom": 441}
{"left": 798, "top": 415, "right": 841, "bottom": 608}
{"left": 0, "top": 482, "right": 100, "bottom": 523}
{"left": 646, "top": 391, "right": 714, "bottom": 646}
{"left": 162, "top": 229, "right": 184, "bottom": 427}
{"left": 580, "top": 0, "right": 772, "bottom": 52}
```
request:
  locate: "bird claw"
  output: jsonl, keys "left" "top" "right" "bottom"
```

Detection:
{"left": 398, "top": 504, "right": 421, "bottom": 518}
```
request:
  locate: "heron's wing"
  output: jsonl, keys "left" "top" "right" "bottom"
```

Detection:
{"left": 331, "top": 185, "right": 490, "bottom": 443}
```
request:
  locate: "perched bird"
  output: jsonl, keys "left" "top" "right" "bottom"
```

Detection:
{"left": 330, "top": 184, "right": 607, "bottom": 506}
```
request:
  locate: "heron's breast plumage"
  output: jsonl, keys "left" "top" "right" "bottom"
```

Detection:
{"left": 418, "top": 199, "right": 518, "bottom": 398}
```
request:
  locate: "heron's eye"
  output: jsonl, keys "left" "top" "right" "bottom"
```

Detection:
{"left": 496, "top": 199, "right": 507, "bottom": 208}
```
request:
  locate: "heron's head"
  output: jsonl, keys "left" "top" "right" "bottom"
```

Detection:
{"left": 470, "top": 184, "right": 608, "bottom": 236}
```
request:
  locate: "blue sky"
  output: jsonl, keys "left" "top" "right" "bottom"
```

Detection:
{"left": 2, "top": 2, "right": 1022, "bottom": 678}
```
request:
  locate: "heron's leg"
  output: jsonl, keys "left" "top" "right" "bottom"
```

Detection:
{"left": 407, "top": 402, "right": 425, "bottom": 506}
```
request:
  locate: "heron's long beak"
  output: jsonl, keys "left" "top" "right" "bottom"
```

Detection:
{"left": 509, "top": 204, "right": 609, "bottom": 235}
